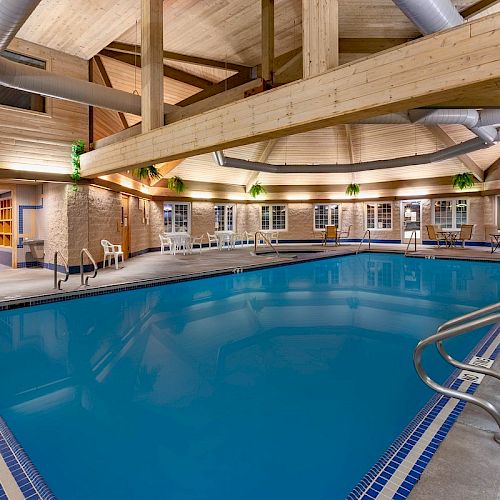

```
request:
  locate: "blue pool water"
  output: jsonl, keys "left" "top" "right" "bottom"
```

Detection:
{"left": 0, "top": 253, "right": 498, "bottom": 499}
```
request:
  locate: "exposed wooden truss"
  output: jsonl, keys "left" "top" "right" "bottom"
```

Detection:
{"left": 150, "top": 159, "right": 185, "bottom": 186}
{"left": 460, "top": 0, "right": 500, "bottom": 18}
{"left": 80, "top": 14, "right": 500, "bottom": 177}
{"left": 426, "top": 125, "right": 484, "bottom": 182}
{"left": 245, "top": 139, "right": 279, "bottom": 192}
{"left": 344, "top": 125, "right": 355, "bottom": 164}
{"left": 261, "top": 0, "right": 274, "bottom": 84}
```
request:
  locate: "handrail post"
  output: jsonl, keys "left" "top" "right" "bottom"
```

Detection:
{"left": 54, "top": 252, "right": 58, "bottom": 289}
{"left": 80, "top": 248, "right": 98, "bottom": 286}
{"left": 254, "top": 231, "right": 280, "bottom": 258}
{"left": 356, "top": 229, "right": 371, "bottom": 254}
{"left": 53, "top": 251, "right": 70, "bottom": 290}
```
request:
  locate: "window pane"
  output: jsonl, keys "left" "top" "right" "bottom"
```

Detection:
{"left": 314, "top": 205, "right": 328, "bottom": 229}
{"left": 330, "top": 204, "right": 339, "bottom": 227}
{"left": 272, "top": 205, "right": 286, "bottom": 230}
{"left": 377, "top": 203, "right": 392, "bottom": 229}
{"left": 163, "top": 203, "right": 173, "bottom": 232}
{"left": 0, "top": 51, "right": 46, "bottom": 112}
{"left": 174, "top": 204, "right": 189, "bottom": 232}
{"left": 261, "top": 206, "right": 270, "bottom": 230}
{"left": 214, "top": 205, "right": 224, "bottom": 231}
{"left": 456, "top": 200, "right": 467, "bottom": 228}
{"left": 366, "top": 204, "right": 375, "bottom": 229}
{"left": 226, "top": 206, "right": 234, "bottom": 231}
{"left": 434, "top": 200, "right": 452, "bottom": 228}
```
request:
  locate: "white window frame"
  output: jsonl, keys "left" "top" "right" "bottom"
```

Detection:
{"left": 260, "top": 204, "right": 288, "bottom": 232}
{"left": 313, "top": 204, "right": 341, "bottom": 231}
{"left": 163, "top": 202, "right": 191, "bottom": 233}
{"left": 214, "top": 204, "right": 236, "bottom": 231}
{"left": 432, "top": 198, "right": 468, "bottom": 230}
{"left": 365, "top": 202, "right": 393, "bottom": 230}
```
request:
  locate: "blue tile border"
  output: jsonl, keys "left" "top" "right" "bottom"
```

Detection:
{"left": 17, "top": 201, "right": 43, "bottom": 249}
{"left": 347, "top": 323, "right": 500, "bottom": 499}
{"left": 0, "top": 417, "right": 55, "bottom": 499}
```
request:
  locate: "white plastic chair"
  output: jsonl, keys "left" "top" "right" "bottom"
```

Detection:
{"left": 243, "top": 231, "right": 253, "bottom": 246}
{"left": 101, "top": 239, "right": 124, "bottom": 269}
{"left": 190, "top": 235, "right": 204, "bottom": 253}
{"left": 207, "top": 233, "right": 219, "bottom": 250}
{"left": 159, "top": 234, "right": 172, "bottom": 255}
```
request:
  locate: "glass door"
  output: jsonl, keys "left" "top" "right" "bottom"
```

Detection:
{"left": 401, "top": 201, "right": 422, "bottom": 243}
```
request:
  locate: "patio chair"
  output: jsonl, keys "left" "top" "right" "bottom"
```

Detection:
{"left": 455, "top": 224, "right": 474, "bottom": 248}
{"left": 101, "top": 239, "right": 124, "bottom": 269}
{"left": 338, "top": 225, "right": 352, "bottom": 244}
{"left": 243, "top": 231, "right": 253, "bottom": 246}
{"left": 425, "top": 225, "right": 446, "bottom": 247}
{"left": 207, "top": 233, "right": 219, "bottom": 250}
{"left": 190, "top": 235, "right": 204, "bottom": 253}
{"left": 322, "top": 225, "right": 339, "bottom": 245}
{"left": 159, "top": 234, "right": 172, "bottom": 255}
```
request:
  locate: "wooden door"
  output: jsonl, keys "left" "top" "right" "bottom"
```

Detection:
{"left": 121, "top": 195, "right": 130, "bottom": 259}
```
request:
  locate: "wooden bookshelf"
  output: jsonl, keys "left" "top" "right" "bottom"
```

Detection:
{"left": 0, "top": 198, "right": 13, "bottom": 248}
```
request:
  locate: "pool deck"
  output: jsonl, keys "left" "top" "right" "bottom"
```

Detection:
{"left": 0, "top": 243, "right": 498, "bottom": 499}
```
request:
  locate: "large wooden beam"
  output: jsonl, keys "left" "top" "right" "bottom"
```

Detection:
{"left": 150, "top": 159, "right": 184, "bottom": 186}
{"left": 261, "top": 0, "right": 274, "bottom": 83}
{"left": 302, "top": 0, "right": 339, "bottom": 78}
{"left": 141, "top": 0, "right": 164, "bottom": 133}
{"left": 427, "top": 125, "right": 485, "bottom": 182}
{"left": 105, "top": 41, "right": 251, "bottom": 74}
{"left": 80, "top": 13, "right": 500, "bottom": 177}
{"left": 460, "top": 0, "right": 500, "bottom": 18}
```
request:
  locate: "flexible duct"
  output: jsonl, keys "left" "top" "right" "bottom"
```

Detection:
{"left": 0, "top": 0, "right": 174, "bottom": 115}
{"left": 213, "top": 137, "right": 490, "bottom": 174}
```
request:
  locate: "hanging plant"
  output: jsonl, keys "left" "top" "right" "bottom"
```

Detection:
{"left": 166, "top": 176, "right": 185, "bottom": 194}
{"left": 452, "top": 172, "right": 475, "bottom": 191}
{"left": 249, "top": 182, "right": 266, "bottom": 198}
{"left": 345, "top": 183, "right": 360, "bottom": 196}
{"left": 70, "top": 139, "right": 86, "bottom": 192}
{"left": 133, "top": 165, "right": 162, "bottom": 181}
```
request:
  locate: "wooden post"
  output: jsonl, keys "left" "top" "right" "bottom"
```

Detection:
{"left": 261, "top": 0, "right": 274, "bottom": 84}
{"left": 88, "top": 58, "right": 94, "bottom": 146}
{"left": 302, "top": 0, "right": 339, "bottom": 78}
{"left": 141, "top": 0, "right": 164, "bottom": 133}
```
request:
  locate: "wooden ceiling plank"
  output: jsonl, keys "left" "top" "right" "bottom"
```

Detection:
{"left": 80, "top": 14, "right": 500, "bottom": 177}
{"left": 245, "top": 139, "right": 278, "bottom": 191}
{"left": 99, "top": 50, "right": 214, "bottom": 90}
{"left": 426, "top": 125, "right": 484, "bottom": 182}
{"left": 460, "top": 0, "right": 500, "bottom": 18}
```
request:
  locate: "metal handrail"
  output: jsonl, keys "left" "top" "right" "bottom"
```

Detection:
{"left": 355, "top": 229, "right": 371, "bottom": 254}
{"left": 53, "top": 251, "right": 69, "bottom": 290}
{"left": 414, "top": 302, "right": 500, "bottom": 443}
{"left": 80, "top": 248, "right": 98, "bottom": 286}
{"left": 254, "top": 231, "right": 280, "bottom": 258}
{"left": 405, "top": 230, "right": 418, "bottom": 256}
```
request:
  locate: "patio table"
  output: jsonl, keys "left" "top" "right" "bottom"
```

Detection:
{"left": 163, "top": 232, "right": 191, "bottom": 255}
{"left": 437, "top": 231, "right": 458, "bottom": 248}
{"left": 215, "top": 230, "right": 236, "bottom": 250}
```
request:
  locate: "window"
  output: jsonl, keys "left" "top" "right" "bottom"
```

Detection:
{"left": 163, "top": 202, "right": 191, "bottom": 233}
{"left": 214, "top": 204, "right": 235, "bottom": 231}
{"left": 433, "top": 199, "right": 467, "bottom": 229}
{"left": 366, "top": 203, "right": 392, "bottom": 229}
{"left": 261, "top": 205, "right": 287, "bottom": 231}
{"left": 314, "top": 204, "right": 340, "bottom": 230}
{"left": 0, "top": 50, "right": 46, "bottom": 113}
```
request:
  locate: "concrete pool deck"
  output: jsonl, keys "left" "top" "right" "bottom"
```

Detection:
{"left": 0, "top": 243, "right": 498, "bottom": 499}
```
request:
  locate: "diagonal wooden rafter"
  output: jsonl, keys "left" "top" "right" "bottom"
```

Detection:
{"left": 245, "top": 139, "right": 278, "bottom": 192}
{"left": 93, "top": 56, "right": 129, "bottom": 130}
{"left": 484, "top": 156, "right": 500, "bottom": 180}
{"left": 99, "top": 49, "right": 213, "bottom": 89}
{"left": 344, "top": 125, "right": 355, "bottom": 164}
{"left": 460, "top": 0, "right": 500, "bottom": 18}
{"left": 150, "top": 159, "right": 184, "bottom": 186}
{"left": 426, "top": 125, "right": 484, "bottom": 182}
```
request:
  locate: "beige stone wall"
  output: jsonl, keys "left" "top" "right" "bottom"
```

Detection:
{"left": 128, "top": 196, "right": 150, "bottom": 255}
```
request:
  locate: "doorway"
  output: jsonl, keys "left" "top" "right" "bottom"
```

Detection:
{"left": 121, "top": 195, "right": 130, "bottom": 259}
{"left": 401, "top": 200, "right": 422, "bottom": 243}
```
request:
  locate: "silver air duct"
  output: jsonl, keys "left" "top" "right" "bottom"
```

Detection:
{"left": 214, "top": 137, "right": 490, "bottom": 174}
{"left": 0, "top": 0, "right": 40, "bottom": 50}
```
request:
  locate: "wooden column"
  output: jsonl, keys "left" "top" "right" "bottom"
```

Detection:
{"left": 261, "top": 0, "right": 274, "bottom": 84}
{"left": 302, "top": 0, "right": 339, "bottom": 78}
{"left": 141, "top": 0, "right": 164, "bottom": 132}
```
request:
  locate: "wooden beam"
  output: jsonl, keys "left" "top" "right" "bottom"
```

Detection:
{"left": 150, "top": 159, "right": 184, "bottom": 186}
{"left": 339, "top": 37, "right": 415, "bottom": 53}
{"left": 141, "top": 0, "right": 164, "bottom": 133}
{"left": 261, "top": 0, "right": 274, "bottom": 83}
{"left": 460, "top": 0, "right": 500, "bottom": 18}
{"left": 426, "top": 125, "right": 485, "bottom": 182}
{"left": 485, "top": 156, "right": 500, "bottom": 180}
{"left": 426, "top": 85, "right": 500, "bottom": 107}
{"left": 344, "top": 125, "right": 355, "bottom": 163}
{"left": 93, "top": 56, "right": 129, "bottom": 130}
{"left": 245, "top": 139, "right": 278, "bottom": 191}
{"left": 105, "top": 41, "right": 251, "bottom": 73}
{"left": 80, "top": 14, "right": 500, "bottom": 177}
{"left": 99, "top": 50, "right": 213, "bottom": 90}
{"left": 89, "top": 59, "right": 94, "bottom": 145}
{"left": 302, "top": 0, "right": 339, "bottom": 78}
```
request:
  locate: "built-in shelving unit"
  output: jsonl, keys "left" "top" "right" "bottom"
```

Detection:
{"left": 0, "top": 198, "right": 13, "bottom": 248}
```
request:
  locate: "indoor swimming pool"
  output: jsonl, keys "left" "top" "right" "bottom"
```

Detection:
{"left": 0, "top": 253, "right": 499, "bottom": 499}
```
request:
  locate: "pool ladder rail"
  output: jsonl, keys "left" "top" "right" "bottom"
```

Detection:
{"left": 414, "top": 302, "right": 500, "bottom": 443}
{"left": 405, "top": 230, "right": 418, "bottom": 256}
{"left": 254, "top": 231, "right": 280, "bottom": 258}
{"left": 53, "top": 251, "right": 69, "bottom": 290}
{"left": 80, "top": 248, "right": 98, "bottom": 286}
{"left": 355, "top": 229, "right": 371, "bottom": 254}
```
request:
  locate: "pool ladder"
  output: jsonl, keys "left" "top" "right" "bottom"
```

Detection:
{"left": 405, "top": 230, "right": 418, "bottom": 256}
{"left": 254, "top": 231, "right": 280, "bottom": 258}
{"left": 80, "top": 248, "right": 98, "bottom": 286}
{"left": 355, "top": 230, "right": 371, "bottom": 254}
{"left": 53, "top": 251, "right": 69, "bottom": 290}
{"left": 414, "top": 302, "right": 500, "bottom": 443}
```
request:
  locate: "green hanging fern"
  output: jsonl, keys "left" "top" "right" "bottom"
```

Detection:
{"left": 166, "top": 176, "right": 185, "bottom": 194}
{"left": 452, "top": 172, "right": 475, "bottom": 191}
{"left": 249, "top": 182, "right": 266, "bottom": 198}
{"left": 70, "top": 139, "right": 85, "bottom": 192}
{"left": 133, "top": 165, "right": 162, "bottom": 181}
{"left": 345, "top": 183, "right": 360, "bottom": 196}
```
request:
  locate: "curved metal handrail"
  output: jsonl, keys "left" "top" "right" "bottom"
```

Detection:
{"left": 80, "top": 248, "right": 98, "bottom": 286}
{"left": 356, "top": 229, "right": 371, "bottom": 254}
{"left": 414, "top": 303, "right": 500, "bottom": 443}
{"left": 53, "top": 251, "right": 69, "bottom": 290}
{"left": 404, "top": 230, "right": 417, "bottom": 256}
{"left": 254, "top": 231, "right": 280, "bottom": 258}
